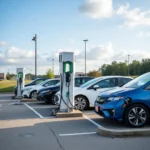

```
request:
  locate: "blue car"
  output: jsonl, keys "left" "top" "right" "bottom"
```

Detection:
{"left": 95, "top": 72, "right": 150, "bottom": 127}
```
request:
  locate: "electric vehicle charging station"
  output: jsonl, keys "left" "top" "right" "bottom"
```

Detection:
{"left": 16, "top": 68, "right": 25, "bottom": 98}
{"left": 58, "top": 52, "right": 75, "bottom": 112}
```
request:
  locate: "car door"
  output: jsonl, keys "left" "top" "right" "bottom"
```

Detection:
{"left": 86, "top": 78, "right": 117, "bottom": 106}
{"left": 46, "top": 80, "right": 59, "bottom": 87}
{"left": 142, "top": 84, "right": 150, "bottom": 106}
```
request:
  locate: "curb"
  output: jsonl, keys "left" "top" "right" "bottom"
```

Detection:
{"left": 97, "top": 126, "right": 150, "bottom": 137}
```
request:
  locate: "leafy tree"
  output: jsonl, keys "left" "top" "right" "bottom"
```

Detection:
{"left": 46, "top": 69, "right": 54, "bottom": 78}
{"left": 87, "top": 70, "right": 101, "bottom": 77}
{"left": 6, "top": 73, "right": 11, "bottom": 80}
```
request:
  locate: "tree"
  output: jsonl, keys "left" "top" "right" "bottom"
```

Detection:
{"left": 6, "top": 72, "right": 11, "bottom": 80}
{"left": 87, "top": 70, "right": 101, "bottom": 77}
{"left": 46, "top": 69, "right": 54, "bottom": 78}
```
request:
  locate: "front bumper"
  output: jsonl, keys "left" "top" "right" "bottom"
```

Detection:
{"left": 22, "top": 90, "right": 30, "bottom": 98}
{"left": 94, "top": 100, "right": 125, "bottom": 121}
{"left": 37, "top": 92, "right": 51, "bottom": 102}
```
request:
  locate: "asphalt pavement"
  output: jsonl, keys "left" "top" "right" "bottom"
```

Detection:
{"left": 0, "top": 94, "right": 150, "bottom": 150}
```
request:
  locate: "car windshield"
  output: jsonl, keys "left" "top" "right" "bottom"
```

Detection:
{"left": 80, "top": 77, "right": 103, "bottom": 88}
{"left": 55, "top": 83, "right": 60, "bottom": 86}
{"left": 38, "top": 79, "right": 50, "bottom": 85}
{"left": 123, "top": 72, "right": 150, "bottom": 88}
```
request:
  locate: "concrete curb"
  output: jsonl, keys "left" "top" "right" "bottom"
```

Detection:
{"left": 56, "top": 109, "right": 83, "bottom": 118}
{"left": 97, "top": 126, "right": 150, "bottom": 137}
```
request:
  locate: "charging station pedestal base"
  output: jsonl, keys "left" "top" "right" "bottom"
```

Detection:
{"left": 56, "top": 109, "right": 83, "bottom": 118}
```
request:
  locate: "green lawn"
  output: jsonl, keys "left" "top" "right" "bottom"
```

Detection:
{"left": 0, "top": 80, "right": 31, "bottom": 93}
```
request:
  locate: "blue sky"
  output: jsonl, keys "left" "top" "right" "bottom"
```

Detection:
{"left": 0, "top": 0, "right": 150, "bottom": 75}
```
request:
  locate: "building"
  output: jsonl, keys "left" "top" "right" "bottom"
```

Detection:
{"left": 0, "top": 73, "right": 6, "bottom": 80}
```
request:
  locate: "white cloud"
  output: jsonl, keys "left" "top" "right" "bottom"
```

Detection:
{"left": 136, "top": 31, "right": 150, "bottom": 38}
{"left": 78, "top": 42, "right": 113, "bottom": 60}
{"left": 5, "top": 47, "right": 34, "bottom": 59}
{"left": 116, "top": 3, "right": 150, "bottom": 28}
{"left": 0, "top": 41, "right": 8, "bottom": 46}
{"left": 79, "top": 0, "right": 114, "bottom": 19}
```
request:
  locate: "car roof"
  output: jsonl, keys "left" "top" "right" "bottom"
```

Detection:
{"left": 96, "top": 76, "right": 133, "bottom": 79}
{"left": 75, "top": 76, "right": 94, "bottom": 78}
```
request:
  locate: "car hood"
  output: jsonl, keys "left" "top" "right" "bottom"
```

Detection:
{"left": 23, "top": 85, "right": 35, "bottom": 90}
{"left": 99, "top": 87, "right": 136, "bottom": 97}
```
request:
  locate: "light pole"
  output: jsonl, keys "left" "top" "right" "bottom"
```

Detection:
{"left": 83, "top": 39, "right": 88, "bottom": 76}
{"left": 128, "top": 55, "right": 130, "bottom": 76}
{"left": 32, "top": 34, "right": 37, "bottom": 79}
{"left": 52, "top": 59, "right": 54, "bottom": 74}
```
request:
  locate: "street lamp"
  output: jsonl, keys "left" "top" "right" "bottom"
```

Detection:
{"left": 83, "top": 39, "right": 88, "bottom": 76}
{"left": 52, "top": 59, "right": 54, "bottom": 74}
{"left": 32, "top": 34, "right": 37, "bottom": 79}
{"left": 128, "top": 55, "right": 130, "bottom": 76}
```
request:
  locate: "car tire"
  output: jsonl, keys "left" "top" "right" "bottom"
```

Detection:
{"left": 30, "top": 91, "right": 37, "bottom": 100}
{"left": 51, "top": 94, "right": 58, "bottom": 105}
{"left": 75, "top": 95, "right": 89, "bottom": 110}
{"left": 124, "top": 104, "right": 149, "bottom": 127}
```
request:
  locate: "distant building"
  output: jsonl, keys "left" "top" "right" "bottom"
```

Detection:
{"left": 75, "top": 72, "right": 85, "bottom": 77}
{"left": 0, "top": 73, "right": 6, "bottom": 80}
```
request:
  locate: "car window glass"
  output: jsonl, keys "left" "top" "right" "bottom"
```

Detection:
{"left": 80, "top": 78, "right": 103, "bottom": 88}
{"left": 31, "top": 81, "right": 36, "bottom": 85}
{"left": 36, "top": 79, "right": 44, "bottom": 85}
{"left": 92, "top": 79, "right": 116, "bottom": 88}
{"left": 48, "top": 80, "right": 55, "bottom": 86}
{"left": 81, "top": 78, "right": 87, "bottom": 84}
{"left": 123, "top": 73, "right": 150, "bottom": 88}
{"left": 118, "top": 78, "right": 132, "bottom": 87}
{"left": 145, "top": 84, "right": 150, "bottom": 90}
{"left": 75, "top": 78, "right": 80, "bottom": 85}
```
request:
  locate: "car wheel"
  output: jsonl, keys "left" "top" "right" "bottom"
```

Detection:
{"left": 124, "top": 104, "right": 149, "bottom": 127}
{"left": 31, "top": 91, "right": 37, "bottom": 100}
{"left": 75, "top": 96, "right": 89, "bottom": 110}
{"left": 51, "top": 94, "right": 58, "bottom": 105}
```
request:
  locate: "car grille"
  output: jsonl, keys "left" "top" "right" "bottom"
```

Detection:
{"left": 96, "top": 96, "right": 108, "bottom": 104}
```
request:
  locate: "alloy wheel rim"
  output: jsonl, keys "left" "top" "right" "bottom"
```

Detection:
{"left": 52, "top": 96, "right": 57, "bottom": 105}
{"left": 128, "top": 107, "right": 147, "bottom": 126}
{"left": 75, "top": 97, "right": 86, "bottom": 110}
{"left": 32, "top": 92, "right": 37, "bottom": 99}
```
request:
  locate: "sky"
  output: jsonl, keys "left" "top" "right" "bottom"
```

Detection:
{"left": 0, "top": 0, "right": 150, "bottom": 75}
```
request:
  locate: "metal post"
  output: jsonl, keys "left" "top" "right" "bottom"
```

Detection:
{"left": 52, "top": 59, "right": 54, "bottom": 74}
{"left": 128, "top": 55, "right": 130, "bottom": 76}
{"left": 83, "top": 39, "right": 88, "bottom": 76}
{"left": 32, "top": 34, "right": 37, "bottom": 79}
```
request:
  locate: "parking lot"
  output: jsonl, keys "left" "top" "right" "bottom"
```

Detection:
{"left": 0, "top": 94, "right": 150, "bottom": 150}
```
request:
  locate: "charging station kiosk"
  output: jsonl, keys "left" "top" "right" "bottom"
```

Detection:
{"left": 59, "top": 52, "right": 75, "bottom": 112}
{"left": 16, "top": 68, "right": 25, "bottom": 98}
{"left": 56, "top": 52, "right": 82, "bottom": 117}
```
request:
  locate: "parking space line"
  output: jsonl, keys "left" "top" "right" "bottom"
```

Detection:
{"left": 59, "top": 132, "right": 97, "bottom": 136}
{"left": 24, "top": 103, "right": 44, "bottom": 118}
{"left": 83, "top": 115, "right": 103, "bottom": 128}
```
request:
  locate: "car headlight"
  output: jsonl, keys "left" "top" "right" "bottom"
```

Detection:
{"left": 107, "top": 96, "right": 124, "bottom": 101}
{"left": 41, "top": 90, "right": 51, "bottom": 94}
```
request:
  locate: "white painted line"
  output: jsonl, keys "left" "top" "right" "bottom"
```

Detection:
{"left": 83, "top": 115, "right": 103, "bottom": 128}
{"left": 59, "top": 132, "right": 97, "bottom": 136}
{"left": 24, "top": 103, "right": 44, "bottom": 118}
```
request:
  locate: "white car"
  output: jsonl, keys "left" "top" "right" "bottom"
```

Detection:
{"left": 55, "top": 76, "right": 132, "bottom": 110}
{"left": 22, "top": 78, "right": 60, "bottom": 99}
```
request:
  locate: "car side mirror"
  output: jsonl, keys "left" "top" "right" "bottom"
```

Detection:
{"left": 44, "top": 84, "right": 48, "bottom": 87}
{"left": 93, "top": 85, "right": 99, "bottom": 91}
